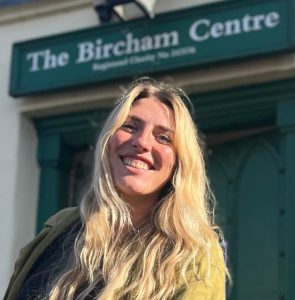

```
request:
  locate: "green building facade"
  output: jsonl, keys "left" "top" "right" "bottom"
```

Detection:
{"left": 9, "top": 0, "right": 295, "bottom": 299}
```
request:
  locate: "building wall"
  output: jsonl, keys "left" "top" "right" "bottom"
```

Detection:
{"left": 0, "top": 1, "right": 98, "bottom": 296}
{"left": 1, "top": 0, "right": 295, "bottom": 298}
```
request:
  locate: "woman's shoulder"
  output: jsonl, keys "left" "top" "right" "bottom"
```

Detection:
{"left": 15, "top": 206, "right": 80, "bottom": 265}
{"left": 175, "top": 239, "right": 226, "bottom": 300}
{"left": 44, "top": 206, "right": 80, "bottom": 228}
{"left": 4, "top": 207, "right": 81, "bottom": 300}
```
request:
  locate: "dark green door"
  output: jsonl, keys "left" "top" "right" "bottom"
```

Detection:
{"left": 207, "top": 131, "right": 282, "bottom": 300}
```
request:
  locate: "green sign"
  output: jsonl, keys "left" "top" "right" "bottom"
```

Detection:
{"left": 10, "top": 0, "right": 295, "bottom": 96}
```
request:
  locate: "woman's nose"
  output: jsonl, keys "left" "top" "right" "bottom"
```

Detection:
{"left": 131, "top": 130, "right": 152, "bottom": 152}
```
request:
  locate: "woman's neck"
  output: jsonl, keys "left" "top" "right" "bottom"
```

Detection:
{"left": 123, "top": 195, "right": 158, "bottom": 227}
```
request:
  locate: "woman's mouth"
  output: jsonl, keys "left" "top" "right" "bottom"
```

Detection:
{"left": 122, "top": 157, "right": 149, "bottom": 170}
{"left": 120, "top": 156, "right": 154, "bottom": 170}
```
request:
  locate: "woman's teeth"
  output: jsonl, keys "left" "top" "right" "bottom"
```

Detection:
{"left": 122, "top": 158, "right": 149, "bottom": 170}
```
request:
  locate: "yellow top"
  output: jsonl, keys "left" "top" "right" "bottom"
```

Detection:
{"left": 174, "top": 238, "right": 226, "bottom": 300}
{"left": 5, "top": 207, "right": 226, "bottom": 300}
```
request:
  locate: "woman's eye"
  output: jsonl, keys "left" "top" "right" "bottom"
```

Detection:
{"left": 157, "top": 134, "right": 172, "bottom": 145}
{"left": 121, "top": 123, "right": 136, "bottom": 132}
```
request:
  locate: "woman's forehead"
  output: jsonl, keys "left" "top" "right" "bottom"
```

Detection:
{"left": 129, "top": 97, "right": 175, "bottom": 129}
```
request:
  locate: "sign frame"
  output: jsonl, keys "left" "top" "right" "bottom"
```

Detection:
{"left": 9, "top": 0, "right": 295, "bottom": 97}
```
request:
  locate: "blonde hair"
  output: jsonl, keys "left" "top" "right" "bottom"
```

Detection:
{"left": 48, "top": 78, "right": 226, "bottom": 300}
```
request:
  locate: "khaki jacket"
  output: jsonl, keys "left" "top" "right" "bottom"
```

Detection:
{"left": 4, "top": 207, "right": 225, "bottom": 300}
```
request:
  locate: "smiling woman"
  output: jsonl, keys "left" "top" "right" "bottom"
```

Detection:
{"left": 108, "top": 97, "right": 176, "bottom": 214}
{"left": 5, "top": 78, "right": 227, "bottom": 300}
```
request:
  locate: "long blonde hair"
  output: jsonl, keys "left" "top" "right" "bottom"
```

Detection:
{"left": 49, "top": 78, "right": 225, "bottom": 300}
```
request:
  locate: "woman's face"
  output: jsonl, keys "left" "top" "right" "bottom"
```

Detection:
{"left": 108, "top": 97, "right": 176, "bottom": 203}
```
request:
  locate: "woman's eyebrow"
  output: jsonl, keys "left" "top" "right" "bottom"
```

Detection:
{"left": 127, "top": 115, "right": 141, "bottom": 123}
{"left": 128, "top": 115, "right": 174, "bottom": 134}
{"left": 157, "top": 125, "right": 174, "bottom": 134}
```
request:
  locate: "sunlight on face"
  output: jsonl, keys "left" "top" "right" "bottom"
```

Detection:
{"left": 108, "top": 97, "right": 176, "bottom": 203}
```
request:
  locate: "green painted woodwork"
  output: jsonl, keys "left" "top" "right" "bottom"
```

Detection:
{"left": 34, "top": 77, "right": 295, "bottom": 299}
{"left": 207, "top": 135, "right": 282, "bottom": 300}
{"left": 35, "top": 111, "right": 109, "bottom": 230}
{"left": 10, "top": 0, "right": 293, "bottom": 96}
{"left": 191, "top": 78, "right": 295, "bottom": 132}
{"left": 35, "top": 110, "right": 110, "bottom": 147}
{"left": 277, "top": 100, "right": 295, "bottom": 300}
{"left": 237, "top": 141, "right": 280, "bottom": 299}
{"left": 36, "top": 135, "right": 73, "bottom": 231}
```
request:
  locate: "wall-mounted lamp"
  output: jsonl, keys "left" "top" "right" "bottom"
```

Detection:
{"left": 93, "top": 0, "right": 155, "bottom": 23}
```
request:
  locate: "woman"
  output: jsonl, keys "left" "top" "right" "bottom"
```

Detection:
{"left": 5, "top": 78, "right": 227, "bottom": 300}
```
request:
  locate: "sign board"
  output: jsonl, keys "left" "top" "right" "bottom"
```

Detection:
{"left": 10, "top": 0, "right": 295, "bottom": 96}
